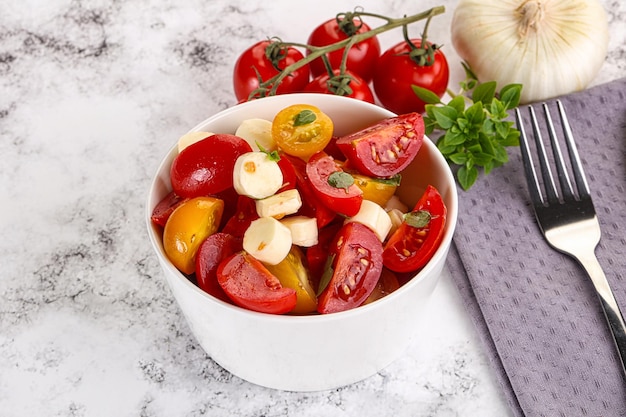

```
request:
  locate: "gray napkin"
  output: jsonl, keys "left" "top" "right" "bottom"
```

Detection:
{"left": 447, "top": 77, "right": 626, "bottom": 417}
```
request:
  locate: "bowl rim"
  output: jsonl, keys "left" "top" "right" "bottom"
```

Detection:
{"left": 145, "top": 93, "right": 458, "bottom": 322}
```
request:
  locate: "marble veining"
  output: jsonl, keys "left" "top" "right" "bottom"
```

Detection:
{"left": 1, "top": 0, "right": 624, "bottom": 415}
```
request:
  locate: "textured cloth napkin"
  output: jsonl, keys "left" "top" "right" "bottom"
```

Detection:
{"left": 447, "top": 77, "right": 626, "bottom": 417}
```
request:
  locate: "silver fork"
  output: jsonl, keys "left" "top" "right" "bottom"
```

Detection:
{"left": 515, "top": 100, "right": 626, "bottom": 375}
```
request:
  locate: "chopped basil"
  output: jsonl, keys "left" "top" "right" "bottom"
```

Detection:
{"left": 327, "top": 171, "right": 354, "bottom": 191}
{"left": 317, "top": 254, "right": 335, "bottom": 296}
{"left": 374, "top": 173, "right": 402, "bottom": 186}
{"left": 404, "top": 210, "right": 431, "bottom": 228}
{"left": 257, "top": 142, "right": 280, "bottom": 162}
{"left": 293, "top": 109, "right": 316, "bottom": 126}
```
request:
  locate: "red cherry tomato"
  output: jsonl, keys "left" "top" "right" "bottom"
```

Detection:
{"left": 305, "top": 151, "right": 363, "bottom": 217}
{"left": 281, "top": 154, "right": 337, "bottom": 228}
{"left": 335, "top": 112, "right": 424, "bottom": 178}
{"left": 383, "top": 185, "right": 447, "bottom": 273}
{"left": 373, "top": 39, "right": 449, "bottom": 114}
{"left": 195, "top": 233, "right": 242, "bottom": 303}
{"left": 170, "top": 134, "right": 252, "bottom": 198}
{"left": 221, "top": 195, "right": 259, "bottom": 238}
{"left": 217, "top": 251, "right": 297, "bottom": 314}
{"left": 307, "top": 16, "right": 380, "bottom": 82}
{"left": 317, "top": 222, "right": 383, "bottom": 314}
{"left": 306, "top": 221, "right": 342, "bottom": 289}
{"left": 233, "top": 40, "right": 310, "bottom": 102}
{"left": 276, "top": 155, "right": 297, "bottom": 193}
{"left": 304, "top": 70, "right": 375, "bottom": 103}
{"left": 150, "top": 191, "right": 186, "bottom": 227}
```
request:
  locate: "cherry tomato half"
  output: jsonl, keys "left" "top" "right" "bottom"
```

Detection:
{"left": 306, "top": 151, "right": 363, "bottom": 217}
{"left": 221, "top": 195, "right": 259, "bottom": 238}
{"left": 373, "top": 39, "right": 449, "bottom": 115}
{"left": 272, "top": 104, "right": 334, "bottom": 160}
{"left": 383, "top": 185, "right": 447, "bottom": 273}
{"left": 317, "top": 222, "right": 383, "bottom": 314}
{"left": 304, "top": 70, "right": 375, "bottom": 103}
{"left": 307, "top": 16, "right": 380, "bottom": 82}
{"left": 217, "top": 251, "right": 297, "bottom": 314}
{"left": 264, "top": 246, "right": 317, "bottom": 314}
{"left": 163, "top": 196, "right": 224, "bottom": 275}
{"left": 195, "top": 232, "right": 242, "bottom": 303}
{"left": 151, "top": 191, "right": 186, "bottom": 227}
{"left": 233, "top": 40, "right": 310, "bottom": 102}
{"left": 335, "top": 112, "right": 424, "bottom": 178}
{"left": 351, "top": 173, "right": 399, "bottom": 207}
{"left": 170, "top": 134, "right": 252, "bottom": 198}
{"left": 281, "top": 154, "right": 337, "bottom": 228}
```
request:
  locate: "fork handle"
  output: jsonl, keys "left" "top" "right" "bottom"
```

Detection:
{"left": 578, "top": 253, "right": 626, "bottom": 374}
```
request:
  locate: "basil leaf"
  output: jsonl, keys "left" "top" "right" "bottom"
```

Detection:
{"left": 412, "top": 85, "right": 442, "bottom": 105}
{"left": 327, "top": 171, "right": 354, "bottom": 191}
{"left": 472, "top": 81, "right": 497, "bottom": 105}
{"left": 317, "top": 254, "right": 335, "bottom": 296}
{"left": 293, "top": 109, "right": 316, "bottom": 126}
{"left": 404, "top": 210, "right": 431, "bottom": 228}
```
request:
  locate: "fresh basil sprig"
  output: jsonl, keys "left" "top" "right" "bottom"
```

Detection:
{"left": 413, "top": 69, "right": 523, "bottom": 190}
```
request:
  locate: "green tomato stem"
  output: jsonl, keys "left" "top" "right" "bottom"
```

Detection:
{"left": 257, "top": 6, "right": 446, "bottom": 97}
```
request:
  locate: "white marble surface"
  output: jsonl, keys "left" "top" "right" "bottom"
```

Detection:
{"left": 1, "top": 0, "right": 624, "bottom": 416}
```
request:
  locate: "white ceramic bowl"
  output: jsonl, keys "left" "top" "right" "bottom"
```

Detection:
{"left": 146, "top": 93, "right": 458, "bottom": 391}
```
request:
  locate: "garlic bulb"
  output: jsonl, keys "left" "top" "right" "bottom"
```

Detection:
{"left": 451, "top": 0, "right": 609, "bottom": 103}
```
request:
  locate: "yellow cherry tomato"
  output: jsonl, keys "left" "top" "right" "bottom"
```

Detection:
{"left": 352, "top": 173, "right": 399, "bottom": 207}
{"left": 271, "top": 104, "right": 333, "bottom": 159}
{"left": 264, "top": 246, "right": 317, "bottom": 314}
{"left": 163, "top": 196, "right": 224, "bottom": 275}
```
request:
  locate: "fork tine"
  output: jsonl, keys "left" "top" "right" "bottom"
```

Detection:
{"left": 515, "top": 108, "right": 545, "bottom": 206}
{"left": 529, "top": 105, "right": 560, "bottom": 203}
{"left": 556, "top": 100, "right": 591, "bottom": 199}
{"left": 542, "top": 103, "right": 575, "bottom": 201}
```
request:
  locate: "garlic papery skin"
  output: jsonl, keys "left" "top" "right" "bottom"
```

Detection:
{"left": 451, "top": 0, "right": 609, "bottom": 103}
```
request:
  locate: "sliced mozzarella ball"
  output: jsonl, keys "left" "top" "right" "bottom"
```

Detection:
{"left": 233, "top": 152, "right": 283, "bottom": 199}
{"left": 243, "top": 217, "right": 292, "bottom": 265}
{"left": 345, "top": 199, "right": 392, "bottom": 242}
{"left": 177, "top": 131, "right": 213, "bottom": 152}
{"left": 387, "top": 208, "right": 406, "bottom": 237}
{"left": 255, "top": 189, "right": 302, "bottom": 219}
{"left": 280, "top": 216, "right": 318, "bottom": 247}
{"left": 384, "top": 194, "right": 409, "bottom": 213}
{"left": 235, "top": 118, "right": 276, "bottom": 151}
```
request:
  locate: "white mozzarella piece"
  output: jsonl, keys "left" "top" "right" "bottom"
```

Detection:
{"left": 235, "top": 118, "right": 276, "bottom": 151}
{"left": 345, "top": 200, "right": 392, "bottom": 242}
{"left": 233, "top": 152, "right": 283, "bottom": 199}
{"left": 255, "top": 189, "right": 302, "bottom": 219}
{"left": 243, "top": 217, "right": 292, "bottom": 265}
{"left": 177, "top": 131, "right": 213, "bottom": 152}
{"left": 386, "top": 208, "right": 406, "bottom": 237}
{"left": 384, "top": 194, "right": 409, "bottom": 213}
{"left": 280, "top": 216, "right": 318, "bottom": 247}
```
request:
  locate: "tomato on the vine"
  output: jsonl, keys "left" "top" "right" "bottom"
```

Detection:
{"left": 304, "top": 70, "right": 375, "bottom": 103}
{"left": 335, "top": 112, "right": 424, "bottom": 178}
{"left": 373, "top": 39, "right": 449, "bottom": 114}
{"left": 383, "top": 185, "right": 447, "bottom": 273}
{"left": 307, "top": 15, "right": 381, "bottom": 83}
{"left": 233, "top": 40, "right": 311, "bottom": 102}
